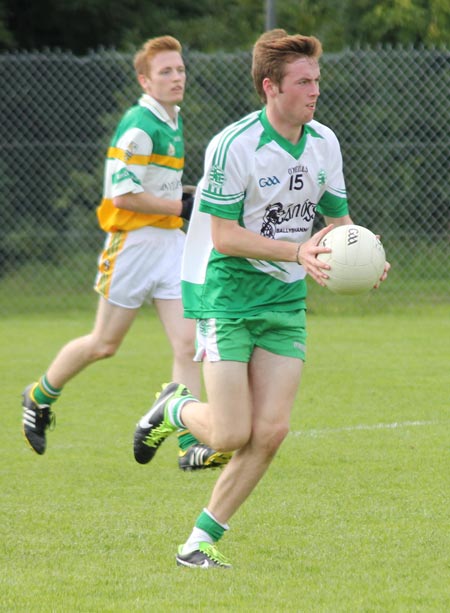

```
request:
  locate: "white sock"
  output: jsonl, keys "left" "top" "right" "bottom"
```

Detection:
{"left": 166, "top": 397, "right": 198, "bottom": 429}
{"left": 180, "top": 527, "right": 213, "bottom": 555}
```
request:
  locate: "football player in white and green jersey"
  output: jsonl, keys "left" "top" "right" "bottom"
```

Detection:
{"left": 132, "top": 30, "right": 389, "bottom": 568}
{"left": 181, "top": 108, "right": 349, "bottom": 320}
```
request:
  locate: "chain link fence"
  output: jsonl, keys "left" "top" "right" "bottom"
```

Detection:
{"left": 1, "top": 46, "right": 449, "bottom": 314}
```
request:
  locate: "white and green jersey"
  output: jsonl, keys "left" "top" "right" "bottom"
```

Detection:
{"left": 182, "top": 108, "right": 349, "bottom": 319}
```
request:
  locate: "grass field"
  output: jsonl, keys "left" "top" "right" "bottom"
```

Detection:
{"left": 1, "top": 303, "right": 449, "bottom": 612}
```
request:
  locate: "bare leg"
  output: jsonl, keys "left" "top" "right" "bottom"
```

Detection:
{"left": 182, "top": 348, "right": 303, "bottom": 524}
{"left": 181, "top": 360, "right": 252, "bottom": 449}
{"left": 154, "top": 298, "right": 201, "bottom": 398}
{"left": 46, "top": 297, "right": 139, "bottom": 388}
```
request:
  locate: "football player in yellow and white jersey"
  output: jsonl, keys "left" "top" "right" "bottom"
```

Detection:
{"left": 21, "top": 35, "right": 230, "bottom": 471}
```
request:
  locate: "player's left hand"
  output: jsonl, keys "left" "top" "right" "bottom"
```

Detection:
{"left": 374, "top": 260, "right": 391, "bottom": 288}
{"left": 180, "top": 187, "right": 196, "bottom": 221}
{"left": 180, "top": 194, "right": 193, "bottom": 220}
{"left": 373, "top": 234, "right": 391, "bottom": 288}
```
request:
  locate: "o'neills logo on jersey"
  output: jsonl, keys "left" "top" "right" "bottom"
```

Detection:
{"left": 161, "top": 179, "right": 182, "bottom": 192}
{"left": 167, "top": 143, "right": 176, "bottom": 156}
{"left": 260, "top": 199, "right": 316, "bottom": 239}
{"left": 288, "top": 164, "right": 308, "bottom": 175}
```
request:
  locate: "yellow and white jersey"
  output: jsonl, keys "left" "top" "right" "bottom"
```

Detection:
{"left": 97, "top": 94, "right": 184, "bottom": 232}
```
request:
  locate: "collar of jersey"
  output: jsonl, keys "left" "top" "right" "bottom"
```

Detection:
{"left": 138, "top": 93, "right": 180, "bottom": 128}
{"left": 258, "top": 107, "right": 319, "bottom": 158}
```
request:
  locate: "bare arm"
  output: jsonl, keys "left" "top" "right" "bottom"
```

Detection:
{"left": 113, "top": 192, "right": 183, "bottom": 217}
{"left": 210, "top": 216, "right": 334, "bottom": 286}
{"left": 324, "top": 213, "right": 353, "bottom": 227}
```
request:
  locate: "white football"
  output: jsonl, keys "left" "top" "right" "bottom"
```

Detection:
{"left": 317, "top": 225, "right": 386, "bottom": 295}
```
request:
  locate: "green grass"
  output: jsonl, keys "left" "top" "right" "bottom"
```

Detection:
{"left": 1, "top": 305, "right": 449, "bottom": 612}
{"left": 1, "top": 235, "right": 449, "bottom": 315}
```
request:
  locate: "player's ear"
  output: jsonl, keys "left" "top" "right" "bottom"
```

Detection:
{"left": 263, "top": 77, "right": 277, "bottom": 99}
{"left": 137, "top": 73, "right": 150, "bottom": 90}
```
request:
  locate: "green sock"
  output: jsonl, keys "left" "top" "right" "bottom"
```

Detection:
{"left": 177, "top": 429, "right": 200, "bottom": 451}
{"left": 195, "top": 509, "right": 229, "bottom": 542}
{"left": 32, "top": 375, "right": 62, "bottom": 405}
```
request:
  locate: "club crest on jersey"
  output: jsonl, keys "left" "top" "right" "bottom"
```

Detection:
{"left": 208, "top": 165, "right": 225, "bottom": 188}
{"left": 124, "top": 141, "right": 138, "bottom": 161}
{"left": 317, "top": 169, "right": 327, "bottom": 185}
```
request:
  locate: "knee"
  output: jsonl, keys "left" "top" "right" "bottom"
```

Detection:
{"left": 208, "top": 421, "right": 289, "bottom": 455}
{"left": 209, "top": 429, "right": 250, "bottom": 453}
{"left": 172, "top": 337, "right": 195, "bottom": 362}
{"left": 89, "top": 341, "right": 118, "bottom": 361}
{"left": 254, "top": 422, "right": 290, "bottom": 458}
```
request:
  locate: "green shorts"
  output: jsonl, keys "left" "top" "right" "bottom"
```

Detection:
{"left": 194, "top": 309, "right": 307, "bottom": 363}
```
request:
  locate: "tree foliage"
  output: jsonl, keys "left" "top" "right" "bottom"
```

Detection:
{"left": 342, "top": 0, "right": 450, "bottom": 47}
{"left": 1, "top": 0, "right": 449, "bottom": 54}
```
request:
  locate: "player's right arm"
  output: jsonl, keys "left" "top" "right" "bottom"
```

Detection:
{"left": 323, "top": 214, "right": 353, "bottom": 227}
{"left": 113, "top": 191, "right": 184, "bottom": 217}
{"left": 210, "top": 216, "right": 333, "bottom": 286}
{"left": 109, "top": 126, "right": 186, "bottom": 218}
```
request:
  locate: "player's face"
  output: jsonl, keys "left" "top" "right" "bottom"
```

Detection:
{"left": 271, "top": 57, "right": 321, "bottom": 127}
{"left": 140, "top": 51, "right": 186, "bottom": 111}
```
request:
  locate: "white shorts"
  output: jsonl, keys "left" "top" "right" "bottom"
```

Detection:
{"left": 94, "top": 226, "right": 185, "bottom": 308}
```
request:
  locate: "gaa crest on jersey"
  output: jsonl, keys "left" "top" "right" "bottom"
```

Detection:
{"left": 259, "top": 175, "right": 281, "bottom": 188}
{"left": 208, "top": 165, "right": 226, "bottom": 188}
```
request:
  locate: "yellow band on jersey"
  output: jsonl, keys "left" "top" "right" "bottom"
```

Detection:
{"left": 97, "top": 198, "right": 183, "bottom": 233}
{"left": 107, "top": 147, "right": 184, "bottom": 170}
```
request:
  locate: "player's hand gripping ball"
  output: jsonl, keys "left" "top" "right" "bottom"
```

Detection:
{"left": 317, "top": 225, "right": 386, "bottom": 295}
